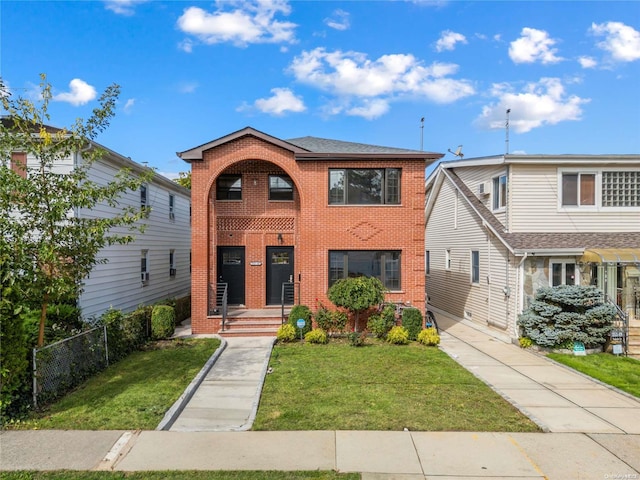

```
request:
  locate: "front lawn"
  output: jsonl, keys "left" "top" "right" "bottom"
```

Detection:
{"left": 547, "top": 352, "right": 640, "bottom": 397}
{"left": 253, "top": 340, "right": 540, "bottom": 432}
{"left": 11, "top": 338, "right": 220, "bottom": 430}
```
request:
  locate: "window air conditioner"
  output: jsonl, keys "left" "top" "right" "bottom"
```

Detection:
{"left": 169, "top": 268, "right": 177, "bottom": 276}
{"left": 141, "top": 272, "right": 150, "bottom": 282}
{"left": 478, "top": 182, "right": 490, "bottom": 196}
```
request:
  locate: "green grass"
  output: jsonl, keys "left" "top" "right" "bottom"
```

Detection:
{"left": 13, "top": 338, "right": 220, "bottom": 430}
{"left": 0, "top": 472, "right": 358, "bottom": 480}
{"left": 253, "top": 340, "right": 540, "bottom": 432}
{"left": 547, "top": 352, "right": 640, "bottom": 397}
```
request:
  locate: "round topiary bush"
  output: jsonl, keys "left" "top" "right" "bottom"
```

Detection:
{"left": 288, "top": 305, "right": 313, "bottom": 336}
{"left": 151, "top": 305, "right": 175, "bottom": 340}
{"left": 417, "top": 327, "right": 440, "bottom": 346}
{"left": 305, "top": 328, "right": 328, "bottom": 344}
{"left": 276, "top": 323, "right": 296, "bottom": 342}
{"left": 386, "top": 326, "right": 409, "bottom": 345}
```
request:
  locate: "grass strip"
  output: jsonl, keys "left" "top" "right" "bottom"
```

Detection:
{"left": 254, "top": 340, "right": 540, "bottom": 432}
{"left": 547, "top": 352, "right": 640, "bottom": 397}
{"left": 0, "top": 472, "right": 358, "bottom": 480}
{"left": 15, "top": 338, "right": 220, "bottom": 430}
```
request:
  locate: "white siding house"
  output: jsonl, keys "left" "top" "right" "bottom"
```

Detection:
{"left": 425, "top": 154, "right": 640, "bottom": 353}
{"left": 6, "top": 128, "right": 191, "bottom": 320}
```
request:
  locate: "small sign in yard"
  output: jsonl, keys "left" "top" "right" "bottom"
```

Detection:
{"left": 296, "top": 319, "right": 305, "bottom": 340}
{"left": 573, "top": 341, "right": 586, "bottom": 356}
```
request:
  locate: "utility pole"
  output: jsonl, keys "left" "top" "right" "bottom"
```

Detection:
{"left": 505, "top": 108, "right": 511, "bottom": 155}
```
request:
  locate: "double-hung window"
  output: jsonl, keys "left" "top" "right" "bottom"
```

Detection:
{"left": 492, "top": 174, "right": 507, "bottom": 210}
{"left": 329, "top": 168, "right": 401, "bottom": 205}
{"left": 329, "top": 251, "right": 401, "bottom": 290}
{"left": 217, "top": 174, "right": 242, "bottom": 200}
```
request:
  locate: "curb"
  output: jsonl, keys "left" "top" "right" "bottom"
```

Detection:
{"left": 156, "top": 335, "right": 228, "bottom": 431}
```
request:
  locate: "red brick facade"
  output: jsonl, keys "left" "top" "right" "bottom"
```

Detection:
{"left": 183, "top": 128, "right": 441, "bottom": 334}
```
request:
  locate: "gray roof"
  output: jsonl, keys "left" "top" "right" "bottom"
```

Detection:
{"left": 443, "top": 167, "right": 640, "bottom": 254}
{"left": 286, "top": 136, "right": 431, "bottom": 155}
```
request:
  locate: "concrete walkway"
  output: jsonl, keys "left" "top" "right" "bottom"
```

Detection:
{"left": 2, "top": 316, "right": 639, "bottom": 478}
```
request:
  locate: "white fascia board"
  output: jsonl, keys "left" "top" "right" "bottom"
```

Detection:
{"left": 513, "top": 248, "right": 585, "bottom": 256}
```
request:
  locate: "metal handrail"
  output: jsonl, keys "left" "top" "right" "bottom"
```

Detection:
{"left": 281, "top": 282, "right": 299, "bottom": 323}
{"left": 606, "top": 294, "right": 628, "bottom": 356}
{"left": 217, "top": 282, "right": 228, "bottom": 331}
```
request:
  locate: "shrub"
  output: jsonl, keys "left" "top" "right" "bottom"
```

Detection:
{"left": 348, "top": 330, "right": 367, "bottom": 347}
{"left": 367, "top": 305, "right": 395, "bottom": 339}
{"left": 517, "top": 285, "right": 615, "bottom": 348}
{"left": 417, "top": 327, "right": 440, "bottom": 346}
{"left": 401, "top": 307, "right": 423, "bottom": 341}
{"left": 151, "top": 305, "right": 175, "bottom": 340}
{"left": 386, "top": 326, "right": 409, "bottom": 345}
{"left": 1, "top": 304, "right": 29, "bottom": 422}
{"left": 173, "top": 295, "right": 191, "bottom": 324}
{"left": 305, "top": 328, "right": 328, "bottom": 344}
{"left": 314, "top": 302, "right": 348, "bottom": 336}
{"left": 327, "top": 276, "right": 385, "bottom": 331}
{"left": 277, "top": 324, "right": 296, "bottom": 342}
{"left": 288, "top": 305, "right": 313, "bottom": 336}
{"left": 518, "top": 337, "right": 533, "bottom": 349}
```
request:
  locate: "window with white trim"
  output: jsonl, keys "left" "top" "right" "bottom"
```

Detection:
{"left": 471, "top": 250, "right": 480, "bottom": 284}
{"left": 141, "top": 250, "right": 149, "bottom": 284}
{"left": 550, "top": 260, "right": 577, "bottom": 286}
{"left": 492, "top": 174, "right": 507, "bottom": 210}
{"left": 169, "top": 250, "right": 176, "bottom": 277}
{"left": 562, "top": 173, "right": 595, "bottom": 206}
{"left": 445, "top": 249, "right": 451, "bottom": 270}
{"left": 169, "top": 194, "right": 175, "bottom": 220}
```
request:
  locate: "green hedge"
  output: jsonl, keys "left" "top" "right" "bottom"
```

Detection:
{"left": 151, "top": 305, "right": 176, "bottom": 340}
{"left": 401, "top": 308, "right": 423, "bottom": 341}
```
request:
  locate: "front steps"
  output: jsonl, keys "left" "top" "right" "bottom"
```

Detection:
{"left": 628, "top": 320, "right": 640, "bottom": 359}
{"left": 218, "top": 308, "right": 287, "bottom": 337}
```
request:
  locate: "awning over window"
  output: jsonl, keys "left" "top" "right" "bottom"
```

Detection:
{"left": 580, "top": 248, "right": 640, "bottom": 264}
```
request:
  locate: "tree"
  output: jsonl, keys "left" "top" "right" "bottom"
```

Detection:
{"left": 327, "top": 276, "right": 385, "bottom": 331}
{"left": 175, "top": 171, "right": 191, "bottom": 189}
{"left": 0, "top": 74, "right": 152, "bottom": 347}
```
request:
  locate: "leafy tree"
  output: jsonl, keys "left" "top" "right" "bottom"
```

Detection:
{"left": 0, "top": 74, "right": 152, "bottom": 347}
{"left": 175, "top": 171, "right": 191, "bottom": 189}
{"left": 327, "top": 276, "right": 385, "bottom": 331}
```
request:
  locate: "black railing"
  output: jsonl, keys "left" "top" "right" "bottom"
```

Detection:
{"left": 209, "top": 282, "right": 228, "bottom": 330}
{"left": 281, "top": 282, "right": 299, "bottom": 323}
{"left": 606, "top": 294, "right": 628, "bottom": 356}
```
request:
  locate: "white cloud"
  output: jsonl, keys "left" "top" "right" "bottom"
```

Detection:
{"left": 324, "top": 9, "right": 350, "bottom": 31}
{"left": 178, "top": 39, "right": 194, "bottom": 53}
{"left": 435, "top": 30, "right": 467, "bottom": 52}
{"left": 123, "top": 98, "right": 135, "bottom": 114}
{"left": 176, "top": 1, "right": 297, "bottom": 47}
{"left": 53, "top": 79, "right": 97, "bottom": 106}
{"left": 244, "top": 87, "right": 306, "bottom": 116}
{"left": 104, "top": 0, "right": 147, "bottom": 16}
{"left": 591, "top": 21, "right": 640, "bottom": 63}
{"left": 178, "top": 82, "right": 199, "bottom": 94}
{"left": 287, "top": 47, "right": 475, "bottom": 117}
{"left": 578, "top": 56, "right": 597, "bottom": 69}
{"left": 475, "top": 77, "right": 590, "bottom": 133}
{"left": 509, "top": 27, "right": 563, "bottom": 64}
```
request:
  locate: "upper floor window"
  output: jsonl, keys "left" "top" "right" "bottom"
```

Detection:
{"left": 329, "top": 250, "right": 401, "bottom": 290}
{"left": 269, "top": 175, "right": 294, "bottom": 201}
{"left": 169, "top": 194, "right": 175, "bottom": 220}
{"left": 217, "top": 174, "right": 242, "bottom": 200}
{"left": 562, "top": 173, "right": 595, "bottom": 206}
{"left": 140, "top": 184, "right": 148, "bottom": 208}
{"left": 602, "top": 171, "right": 639, "bottom": 207}
{"left": 11, "top": 152, "right": 27, "bottom": 178}
{"left": 329, "top": 168, "right": 401, "bottom": 205}
{"left": 425, "top": 250, "right": 430, "bottom": 275}
{"left": 445, "top": 249, "right": 451, "bottom": 270}
{"left": 492, "top": 174, "right": 507, "bottom": 210}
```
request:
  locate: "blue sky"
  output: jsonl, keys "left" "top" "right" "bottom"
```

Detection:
{"left": 2, "top": 0, "right": 639, "bottom": 178}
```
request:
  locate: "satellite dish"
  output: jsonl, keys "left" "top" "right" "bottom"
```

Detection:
{"left": 448, "top": 145, "right": 464, "bottom": 159}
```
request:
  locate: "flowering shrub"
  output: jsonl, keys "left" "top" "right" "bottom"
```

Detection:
{"left": 305, "top": 328, "right": 328, "bottom": 344}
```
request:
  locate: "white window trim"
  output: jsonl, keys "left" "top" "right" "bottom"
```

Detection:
{"left": 492, "top": 174, "right": 507, "bottom": 213}
{"left": 470, "top": 250, "right": 480, "bottom": 285}
{"left": 445, "top": 249, "right": 451, "bottom": 271}
{"left": 549, "top": 258, "right": 579, "bottom": 287}
{"left": 557, "top": 167, "right": 640, "bottom": 212}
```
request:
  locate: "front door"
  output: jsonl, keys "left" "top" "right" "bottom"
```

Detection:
{"left": 217, "top": 247, "right": 245, "bottom": 305}
{"left": 266, "top": 246, "right": 294, "bottom": 305}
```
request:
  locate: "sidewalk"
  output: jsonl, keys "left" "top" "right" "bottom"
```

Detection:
{"left": 1, "top": 316, "right": 639, "bottom": 478}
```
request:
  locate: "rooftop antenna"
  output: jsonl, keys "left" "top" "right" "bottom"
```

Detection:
{"left": 420, "top": 117, "right": 425, "bottom": 151}
{"left": 505, "top": 108, "right": 511, "bottom": 155}
{"left": 448, "top": 145, "right": 464, "bottom": 159}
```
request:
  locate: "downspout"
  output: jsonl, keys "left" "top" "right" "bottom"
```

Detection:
{"left": 515, "top": 252, "right": 529, "bottom": 338}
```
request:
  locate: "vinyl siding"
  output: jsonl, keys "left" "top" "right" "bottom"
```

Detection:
{"left": 454, "top": 164, "right": 509, "bottom": 228}
{"left": 426, "top": 175, "right": 520, "bottom": 335}
{"left": 510, "top": 163, "right": 640, "bottom": 232}
{"left": 78, "top": 156, "right": 191, "bottom": 319}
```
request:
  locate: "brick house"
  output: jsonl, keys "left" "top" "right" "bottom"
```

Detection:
{"left": 179, "top": 127, "right": 443, "bottom": 334}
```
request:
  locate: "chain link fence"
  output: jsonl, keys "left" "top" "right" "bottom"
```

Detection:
{"left": 32, "top": 325, "right": 108, "bottom": 408}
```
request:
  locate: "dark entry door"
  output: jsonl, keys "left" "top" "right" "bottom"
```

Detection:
{"left": 266, "top": 247, "right": 294, "bottom": 305}
{"left": 217, "top": 247, "right": 245, "bottom": 305}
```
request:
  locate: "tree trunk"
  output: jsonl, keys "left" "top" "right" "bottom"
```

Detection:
{"left": 38, "top": 293, "right": 48, "bottom": 347}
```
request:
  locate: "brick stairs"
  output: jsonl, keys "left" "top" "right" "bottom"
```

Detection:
{"left": 218, "top": 307, "right": 287, "bottom": 337}
{"left": 628, "top": 318, "right": 640, "bottom": 359}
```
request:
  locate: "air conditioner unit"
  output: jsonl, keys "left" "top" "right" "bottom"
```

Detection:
{"left": 169, "top": 268, "right": 177, "bottom": 276}
{"left": 169, "top": 212, "right": 175, "bottom": 220}
{"left": 478, "top": 182, "right": 491, "bottom": 196}
{"left": 141, "top": 272, "right": 149, "bottom": 282}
